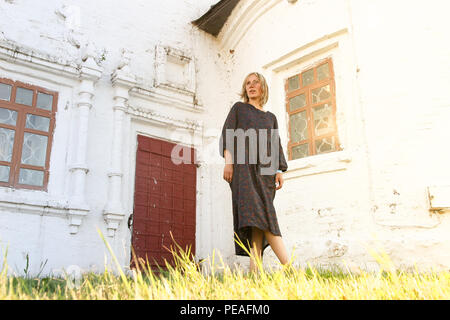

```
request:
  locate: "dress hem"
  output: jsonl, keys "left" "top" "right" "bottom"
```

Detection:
{"left": 234, "top": 225, "right": 282, "bottom": 257}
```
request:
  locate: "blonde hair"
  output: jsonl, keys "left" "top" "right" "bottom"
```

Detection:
{"left": 240, "top": 72, "right": 269, "bottom": 107}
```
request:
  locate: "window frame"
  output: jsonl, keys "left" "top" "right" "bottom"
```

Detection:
{"left": 0, "top": 78, "right": 58, "bottom": 191}
{"left": 284, "top": 57, "right": 341, "bottom": 160}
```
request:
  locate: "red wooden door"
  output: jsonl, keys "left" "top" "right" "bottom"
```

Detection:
{"left": 131, "top": 135, "right": 196, "bottom": 270}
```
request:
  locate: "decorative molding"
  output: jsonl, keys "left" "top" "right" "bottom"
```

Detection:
{"left": 68, "top": 41, "right": 103, "bottom": 234}
{"left": 283, "top": 150, "right": 352, "bottom": 180}
{"left": 126, "top": 102, "right": 204, "bottom": 169}
{"left": 0, "top": 195, "right": 67, "bottom": 216}
{"left": 111, "top": 48, "right": 136, "bottom": 88}
{"left": 126, "top": 103, "right": 203, "bottom": 134}
{"left": 0, "top": 39, "right": 80, "bottom": 82}
{"left": 79, "top": 41, "right": 104, "bottom": 80}
{"left": 154, "top": 45, "right": 195, "bottom": 92}
{"left": 152, "top": 45, "right": 203, "bottom": 113}
{"left": 104, "top": 49, "right": 137, "bottom": 237}
{"left": 130, "top": 85, "right": 204, "bottom": 113}
{"left": 262, "top": 28, "right": 348, "bottom": 71}
{"left": 0, "top": 195, "right": 89, "bottom": 235}
{"left": 68, "top": 208, "right": 89, "bottom": 235}
{"left": 218, "top": 0, "right": 283, "bottom": 51}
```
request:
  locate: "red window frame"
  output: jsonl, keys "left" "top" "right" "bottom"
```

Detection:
{"left": 284, "top": 58, "right": 341, "bottom": 160}
{"left": 0, "top": 78, "right": 58, "bottom": 191}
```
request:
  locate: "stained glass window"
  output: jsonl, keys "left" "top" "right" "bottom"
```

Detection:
{"left": 0, "top": 128, "right": 15, "bottom": 162}
{"left": 288, "top": 75, "right": 299, "bottom": 92}
{"left": 317, "top": 62, "right": 330, "bottom": 81}
{"left": 289, "top": 93, "right": 306, "bottom": 112}
{"left": 289, "top": 111, "right": 308, "bottom": 143}
{"left": 285, "top": 58, "right": 339, "bottom": 160}
{"left": 0, "top": 108, "right": 17, "bottom": 126}
{"left": 302, "top": 69, "right": 314, "bottom": 87}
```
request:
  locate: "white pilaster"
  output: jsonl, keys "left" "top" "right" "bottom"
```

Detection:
{"left": 68, "top": 41, "right": 102, "bottom": 234}
{"left": 196, "top": 133, "right": 218, "bottom": 263}
{"left": 104, "top": 49, "right": 137, "bottom": 237}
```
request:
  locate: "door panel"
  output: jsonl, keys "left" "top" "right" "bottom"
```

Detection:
{"left": 131, "top": 135, "right": 196, "bottom": 270}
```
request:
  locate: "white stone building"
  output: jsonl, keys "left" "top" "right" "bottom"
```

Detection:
{"left": 0, "top": 0, "right": 450, "bottom": 276}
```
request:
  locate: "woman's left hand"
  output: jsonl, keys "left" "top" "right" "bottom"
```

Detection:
{"left": 275, "top": 172, "right": 284, "bottom": 190}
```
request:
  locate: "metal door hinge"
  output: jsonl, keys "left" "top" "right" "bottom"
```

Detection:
{"left": 127, "top": 214, "right": 133, "bottom": 229}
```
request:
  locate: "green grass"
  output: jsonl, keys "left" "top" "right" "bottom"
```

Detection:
{"left": 1, "top": 231, "right": 450, "bottom": 300}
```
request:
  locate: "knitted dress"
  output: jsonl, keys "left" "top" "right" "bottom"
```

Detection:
{"left": 219, "top": 102, "right": 288, "bottom": 256}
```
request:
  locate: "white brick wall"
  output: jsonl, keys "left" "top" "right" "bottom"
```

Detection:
{"left": 0, "top": 0, "right": 220, "bottom": 276}
{"left": 213, "top": 0, "right": 450, "bottom": 271}
{"left": 1, "top": 0, "right": 450, "bottom": 276}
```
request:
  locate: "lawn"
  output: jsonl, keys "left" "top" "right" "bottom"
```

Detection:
{"left": 1, "top": 232, "right": 450, "bottom": 300}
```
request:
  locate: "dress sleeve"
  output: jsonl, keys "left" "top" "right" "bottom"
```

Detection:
{"left": 219, "top": 102, "right": 239, "bottom": 158}
{"left": 274, "top": 115, "right": 288, "bottom": 172}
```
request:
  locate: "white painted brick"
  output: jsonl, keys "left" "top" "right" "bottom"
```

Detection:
{"left": 1, "top": 0, "right": 450, "bottom": 275}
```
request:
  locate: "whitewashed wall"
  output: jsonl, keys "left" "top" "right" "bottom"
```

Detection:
{"left": 208, "top": 0, "right": 450, "bottom": 271}
{"left": 1, "top": 0, "right": 450, "bottom": 276}
{"left": 347, "top": 0, "right": 450, "bottom": 270}
{"left": 0, "top": 0, "right": 220, "bottom": 276}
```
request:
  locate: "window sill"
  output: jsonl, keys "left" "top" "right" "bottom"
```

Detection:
{"left": 283, "top": 150, "right": 352, "bottom": 180}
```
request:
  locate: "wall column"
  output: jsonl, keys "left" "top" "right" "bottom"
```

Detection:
{"left": 68, "top": 42, "right": 102, "bottom": 234}
{"left": 104, "top": 49, "right": 137, "bottom": 237}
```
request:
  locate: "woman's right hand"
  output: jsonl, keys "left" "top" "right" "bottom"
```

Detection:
{"left": 223, "top": 163, "right": 233, "bottom": 183}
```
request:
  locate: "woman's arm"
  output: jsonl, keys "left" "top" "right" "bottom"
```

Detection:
{"left": 224, "top": 149, "right": 233, "bottom": 165}
{"left": 223, "top": 149, "right": 233, "bottom": 183}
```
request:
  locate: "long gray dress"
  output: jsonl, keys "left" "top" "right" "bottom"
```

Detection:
{"left": 219, "top": 102, "right": 288, "bottom": 256}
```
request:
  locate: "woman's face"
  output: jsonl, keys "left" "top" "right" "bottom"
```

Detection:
{"left": 245, "top": 74, "right": 262, "bottom": 102}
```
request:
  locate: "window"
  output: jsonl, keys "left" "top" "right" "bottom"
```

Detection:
{"left": 285, "top": 58, "right": 341, "bottom": 160}
{"left": 0, "top": 78, "right": 57, "bottom": 190}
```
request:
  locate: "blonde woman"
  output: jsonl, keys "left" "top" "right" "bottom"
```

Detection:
{"left": 219, "top": 72, "right": 289, "bottom": 272}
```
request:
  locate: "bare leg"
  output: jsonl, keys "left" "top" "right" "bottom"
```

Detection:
{"left": 249, "top": 227, "right": 263, "bottom": 273}
{"left": 264, "top": 230, "right": 289, "bottom": 265}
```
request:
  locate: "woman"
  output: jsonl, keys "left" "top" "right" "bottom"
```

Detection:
{"left": 219, "top": 72, "right": 290, "bottom": 272}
